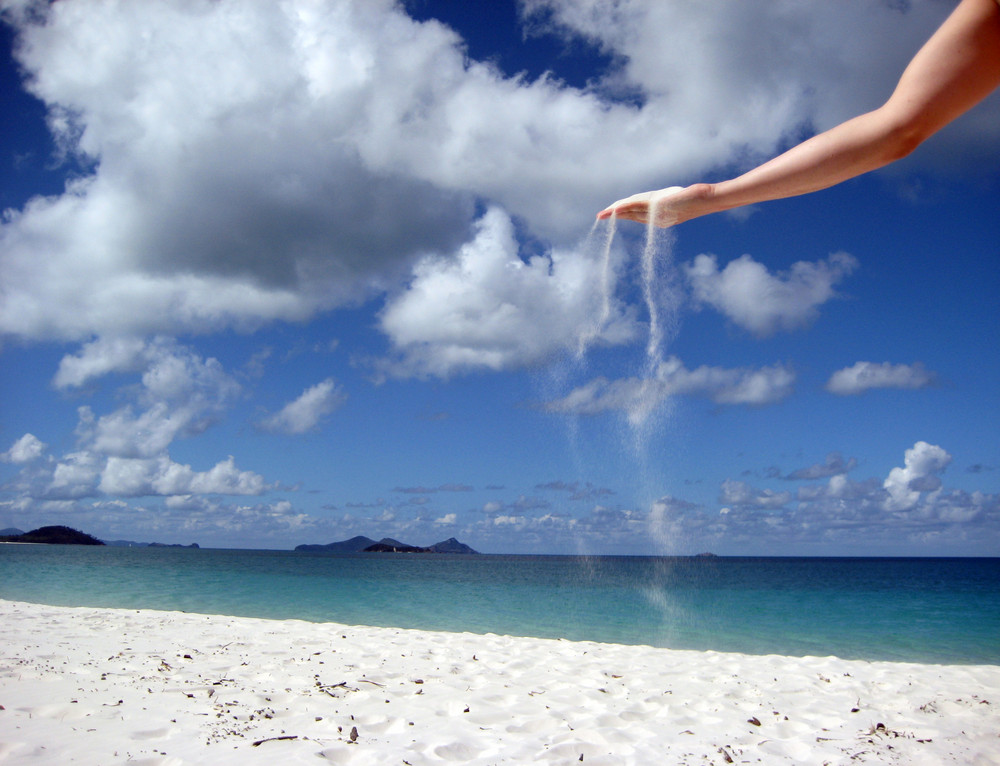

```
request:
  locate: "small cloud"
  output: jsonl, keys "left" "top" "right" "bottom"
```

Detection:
{"left": 826, "top": 361, "right": 936, "bottom": 395}
{"left": 493, "top": 515, "right": 524, "bottom": 527}
{"left": 510, "top": 495, "right": 551, "bottom": 512}
{"left": 541, "top": 356, "right": 794, "bottom": 421}
{"left": 393, "top": 484, "right": 473, "bottom": 494}
{"left": 684, "top": 251, "right": 857, "bottom": 337}
{"left": 719, "top": 479, "right": 792, "bottom": 510}
{"left": 784, "top": 452, "right": 858, "bottom": 480}
{"left": 481, "top": 496, "right": 551, "bottom": 518}
{"left": 883, "top": 441, "right": 952, "bottom": 512}
{"left": 315, "top": 339, "right": 340, "bottom": 354}
{"left": 2, "top": 433, "right": 47, "bottom": 464}
{"left": 723, "top": 204, "right": 760, "bottom": 223}
{"left": 53, "top": 336, "right": 149, "bottom": 389}
{"left": 242, "top": 347, "right": 273, "bottom": 379}
{"left": 345, "top": 499, "right": 385, "bottom": 509}
{"left": 438, "top": 483, "right": 474, "bottom": 493}
{"left": 417, "top": 410, "right": 450, "bottom": 421}
{"left": 535, "top": 480, "right": 615, "bottom": 500}
{"left": 259, "top": 378, "right": 347, "bottom": 435}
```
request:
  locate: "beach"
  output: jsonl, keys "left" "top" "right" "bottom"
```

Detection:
{"left": 1, "top": 599, "right": 997, "bottom": 765}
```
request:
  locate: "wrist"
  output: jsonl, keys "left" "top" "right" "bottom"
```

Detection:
{"left": 675, "top": 182, "right": 718, "bottom": 223}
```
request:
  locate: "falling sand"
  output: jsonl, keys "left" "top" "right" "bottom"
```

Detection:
{"left": 581, "top": 188, "right": 684, "bottom": 432}
{"left": 572, "top": 190, "right": 687, "bottom": 549}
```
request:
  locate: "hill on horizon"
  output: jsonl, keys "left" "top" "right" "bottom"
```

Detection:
{"left": 0, "top": 526, "right": 105, "bottom": 546}
{"left": 295, "top": 536, "right": 477, "bottom": 555}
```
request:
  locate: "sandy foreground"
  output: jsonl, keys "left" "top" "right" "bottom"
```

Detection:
{"left": 0, "top": 600, "right": 997, "bottom": 765}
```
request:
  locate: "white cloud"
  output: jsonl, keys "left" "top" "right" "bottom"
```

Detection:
{"left": 719, "top": 479, "right": 792, "bottom": 511}
{"left": 6, "top": 438, "right": 994, "bottom": 553}
{"left": 826, "top": 361, "right": 936, "bottom": 395}
{"left": 378, "top": 207, "right": 637, "bottom": 378}
{"left": 45, "top": 450, "right": 102, "bottom": 500}
{"left": 98, "top": 455, "right": 270, "bottom": 498}
{"left": 493, "top": 515, "right": 524, "bottom": 527}
{"left": 1, "top": 433, "right": 47, "bottom": 464}
{"left": 31, "top": 442, "right": 271, "bottom": 503}
{"left": 0, "top": 0, "right": 476, "bottom": 342}
{"left": 654, "top": 441, "right": 995, "bottom": 553}
{"left": 520, "top": 0, "right": 999, "bottom": 173}
{"left": 4, "top": 0, "right": 988, "bottom": 354}
{"left": 649, "top": 495, "right": 702, "bottom": 543}
{"left": 542, "top": 355, "right": 794, "bottom": 421}
{"left": 684, "top": 252, "right": 857, "bottom": 337}
{"left": 784, "top": 452, "right": 858, "bottom": 481}
{"left": 53, "top": 336, "right": 149, "bottom": 388}
{"left": 3, "top": 337, "right": 271, "bottom": 508}
{"left": 259, "top": 378, "right": 347, "bottom": 435}
{"left": 883, "top": 441, "right": 952, "bottom": 512}
{"left": 70, "top": 340, "right": 241, "bottom": 458}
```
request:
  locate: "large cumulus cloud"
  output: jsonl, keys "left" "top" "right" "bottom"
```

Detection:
{"left": 378, "top": 207, "right": 638, "bottom": 378}
{"left": 3, "top": 0, "right": 992, "bottom": 358}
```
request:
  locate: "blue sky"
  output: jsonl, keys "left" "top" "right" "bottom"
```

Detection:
{"left": 1, "top": 0, "right": 997, "bottom": 554}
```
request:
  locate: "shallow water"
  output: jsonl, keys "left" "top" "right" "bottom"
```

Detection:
{"left": 1, "top": 545, "right": 997, "bottom": 664}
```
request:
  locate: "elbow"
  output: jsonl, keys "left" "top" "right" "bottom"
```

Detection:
{"left": 873, "top": 105, "right": 936, "bottom": 164}
{"left": 880, "top": 124, "right": 927, "bottom": 163}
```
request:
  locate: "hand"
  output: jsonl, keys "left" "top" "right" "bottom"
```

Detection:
{"left": 596, "top": 186, "right": 687, "bottom": 227}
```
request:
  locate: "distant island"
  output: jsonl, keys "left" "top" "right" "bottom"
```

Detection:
{"left": 0, "top": 525, "right": 105, "bottom": 546}
{"left": 0, "top": 526, "right": 199, "bottom": 548}
{"left": 295, "top": 536, "right": 478, "bottom": 555}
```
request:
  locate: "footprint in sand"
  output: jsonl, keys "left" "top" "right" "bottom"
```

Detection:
{"left": 433, "top": 741, "right": 482, "bottom": 761}
{"left": 131, "top": 727, "right": 171, "bottom": 740}
{"left": 505, "top": 718, "right": 552, "bottom": 735}
{"left": 24, "top": 703, "right": 89, "bottom": 721}
{"left": 756, "top": 737, "right": 817, "bottom": 761}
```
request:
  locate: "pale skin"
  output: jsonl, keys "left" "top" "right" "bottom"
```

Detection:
{"left": 597, "top": 0, "right": 1000, "bottom": 228}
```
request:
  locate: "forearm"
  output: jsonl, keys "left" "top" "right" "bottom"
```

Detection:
{"left": 695, "top": 0, "right": 1000, "bottom": 219}
{"left": 696, "top": 108, "right": 919, "bottom": 217}
{"left": 598, "top": 0, "right": 1000, "bottom": 227}
{"left": 609, "top": 102, "right": 933, "bottom": 226}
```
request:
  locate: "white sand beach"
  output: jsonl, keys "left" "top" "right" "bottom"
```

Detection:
{"left": 0, "top": 599, "right": 997, "bottom": 765}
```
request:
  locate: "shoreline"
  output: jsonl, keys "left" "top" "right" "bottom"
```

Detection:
{"left": 3, "top": 551, "right": 997, "bottom": 666}
{"left": 3, "top": 593, "right": 993, "bottom": 668}
{"left": 1, "top": 600, "right": 998, "bottom": 765}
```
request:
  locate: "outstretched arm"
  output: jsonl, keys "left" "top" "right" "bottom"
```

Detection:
{"left": 598, "top": 0, "right": 1000, "bottom": 227}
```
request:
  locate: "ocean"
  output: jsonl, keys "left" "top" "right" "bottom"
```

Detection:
{"left": 1, "top": 544, "right": 997, "bottom": 665}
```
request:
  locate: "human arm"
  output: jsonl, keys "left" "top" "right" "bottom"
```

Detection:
{"left": 598, "top": 0, "right": 1000, "bottom": 227}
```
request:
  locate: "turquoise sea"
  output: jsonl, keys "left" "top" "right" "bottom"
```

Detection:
{"left": 1, "top": 545, "right": 997, "bottom": 665}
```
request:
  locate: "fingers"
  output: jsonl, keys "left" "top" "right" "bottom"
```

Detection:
{"left": 596, "top": 192, "right": 652, "bottom": 222}
{"left": 597, "top": 187, "right": 685, "bottom": 226}
{"left": 596, "top": 204, "right": 643, "bottom": 222}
